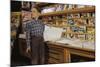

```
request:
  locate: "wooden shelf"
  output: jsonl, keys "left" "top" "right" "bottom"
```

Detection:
{"left": 65, "top": 32, "right": 95, "bottom": 35}
{"left": 67, "top": 17, "right": 95, "bottom": 20}
{"left": 42, "top": 19, "right": 67, "bottom": 22}
{"left": 42, "top": 17, "right": 94, "bottom": 22}
{"left": 66, "top": 25, "right": 95, "bottom": 27}
{"left": 40, "top": 10, "right": 67, "bottom": 16}
{"left": 40, "top": 7, "right": 95, "bottom": 17}
{"left": 45, "top": 24, "right": 95, "bottom": 28}
{"left": 11, "top": 12, "right": 21, "bottom": 15}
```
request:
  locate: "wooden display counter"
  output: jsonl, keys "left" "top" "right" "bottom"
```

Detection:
{"left": 18, "top": 38, "right": 95, "bottom": 64}
{"left": 45, "top": 41, "right": 95, "bottom": 64}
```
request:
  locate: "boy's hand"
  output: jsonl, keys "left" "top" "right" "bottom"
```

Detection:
{"left": 26, "top": 46, "right": 31, "bottom": 53}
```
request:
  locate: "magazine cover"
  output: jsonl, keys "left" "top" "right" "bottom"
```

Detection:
{"left": 11, "top": 0, "right": 95, "bottom": 67}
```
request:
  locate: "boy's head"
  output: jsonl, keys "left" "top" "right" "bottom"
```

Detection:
{"left": 31, "top": 8, "right": 40, "bottom": 19}
{"left": 22, "top": 8, "right": 31, "bottom": 21}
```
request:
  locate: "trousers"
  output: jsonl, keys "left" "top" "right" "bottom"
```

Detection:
{"left": 30, "top": 36, "right": 45, "bottom": 65}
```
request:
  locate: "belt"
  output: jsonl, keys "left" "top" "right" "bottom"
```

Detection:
{"left": 31, "top": 35, "right": 43, "bottom": 38}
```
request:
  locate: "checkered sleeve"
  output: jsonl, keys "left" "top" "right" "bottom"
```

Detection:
{"left": 26, "top": 22, "right": 31, "bottom": 48}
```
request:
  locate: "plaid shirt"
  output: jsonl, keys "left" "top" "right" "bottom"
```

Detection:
{"left": 26, "top": 19, "right": 45, "bottom": 48}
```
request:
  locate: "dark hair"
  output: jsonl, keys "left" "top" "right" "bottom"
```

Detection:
{"left": 22, "top": 1, "right": 31, "bottom": 11}
{"left": 21, "top": 8, "right": 31, "bottom": 12}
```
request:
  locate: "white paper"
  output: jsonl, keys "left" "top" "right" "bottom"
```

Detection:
{"left": 19, "top": 34, "right": 26, "bottom": 39}
{"left": 56, "top": 38, "right": 83, "bottom": 48}
{"left": 82, "top": 41, "right": 95, "bottom": 50}
{"left": 44, "top": 25, "right": 64, "bottom": 41}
